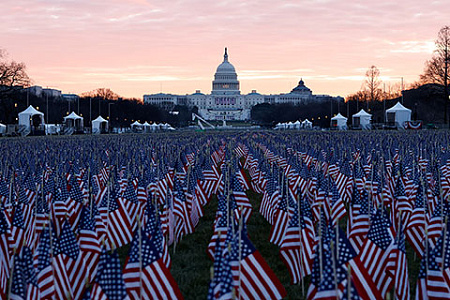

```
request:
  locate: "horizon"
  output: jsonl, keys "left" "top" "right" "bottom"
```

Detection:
{"left": 2, "top": 0, "right": 447, "bottom": 99}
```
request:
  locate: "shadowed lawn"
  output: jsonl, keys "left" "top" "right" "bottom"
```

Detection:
{"left": 169, "top": 197, "right": 218, "bottom": 299}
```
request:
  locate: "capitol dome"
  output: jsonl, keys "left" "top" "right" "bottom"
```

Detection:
{"left": 212, "top": 48, "right": 240, "bottom": 95}
{"left": 216, "top": 49, "right": 236, "bottom": 73}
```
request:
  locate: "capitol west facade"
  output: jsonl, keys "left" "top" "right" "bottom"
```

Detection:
{"left": 143, "top": 49, "right": 343, "bottom": 121}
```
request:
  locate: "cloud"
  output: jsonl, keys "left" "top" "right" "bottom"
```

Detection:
{"left": 1, "top": 0, "right": 447, "bottom": 98}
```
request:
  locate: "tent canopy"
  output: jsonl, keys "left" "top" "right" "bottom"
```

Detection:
{"left": 386, "top": 102, "right": 412, "bottom": 128}
{"left": 353, "top": 109, "right": 372, "bottom": 117}
{"left": 64, "top": 111, "right": 83, "bottom": 120}
{"left": 18, "top": 105, "right": 45, "bottom": 129}
{"left": 92, "top": 116, "right": 108, "bottom": 123}
{"left": 131, "top": 121, "right": 142, "bottom": 126}
{"left": 302, "top": 119, "right": 312, "bottom": 124}
{"left": 331, "top": 113, "right": 347, "bottom": 121}
{"left": 19, "top": 105, "right": 44, "bottom": 117}
{"left": 386, "top": 102, "right": 412, "bottom": 113}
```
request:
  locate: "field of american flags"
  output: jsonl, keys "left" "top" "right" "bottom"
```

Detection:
{"left": 1, "top": 130, "right": 450, "bottom": 299}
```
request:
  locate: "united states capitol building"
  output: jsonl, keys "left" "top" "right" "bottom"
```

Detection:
{"left": 143, "top": 48, "right": 343, "bottom": 121}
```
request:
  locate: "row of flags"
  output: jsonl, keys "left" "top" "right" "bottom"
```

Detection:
{"left": 1, "top": 130, "right": 450, "bottom": 299}
{"left": 232, "top": 131, "right": 450, "bottom": 300}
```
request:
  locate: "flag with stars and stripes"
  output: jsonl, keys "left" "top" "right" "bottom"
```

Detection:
{"left": 90, "top": 249, "right": 130, "bottom": 300}
{"left": 52, "top": 221, "right": 88, "bottom": 300}
{"left": 123, "top": 229, "right": 183, "bottom": 300}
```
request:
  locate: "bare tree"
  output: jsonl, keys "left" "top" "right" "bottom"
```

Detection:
{"left": 420, "top": 26, "right": 450, "bottom": 123}
{"left": 0, "top": 49, "right": 31, "bottom": 93}
{"left": 81, "top": 88, "right": 120, "bottom": 100}
{"left": 365, "top": 65, "right": 382, "bottom": 102}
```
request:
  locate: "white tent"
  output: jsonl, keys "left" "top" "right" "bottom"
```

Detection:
{"left": 331, "top": 113, "right": 347, "bottom": 130}
{"left": 148, "top": 123, "right": 160, "bottom": 131}
{"left": 293, "top": 120, "right": 301, "bottom": 129}
{"left": 63, "top": 111, "right": 84, "bottom": 131}
{"left": 285, "top": 121, "right": 293, "bottom": 129}
{"left": 143, "top": 121, "right": 151, "bottom": 133}
{"left": 92, "top": 116, "right": 108, "bottom": 134}
{"left": 18, "top": 105, "right": 45, "bottom": 132}
{"left": 352, "top": 109, "right": 372, "bottom": 130}
{"left": 302, "top": 119, "right": 312, "bottom": 129}
{"left": 0, "top": 123, "right": 6, "bottom": 135}
{"left": 131, "top": 121, "right": 143, "bottom": 132}
{"left": 386, "top": 102, "right": 411, "bottom": 129}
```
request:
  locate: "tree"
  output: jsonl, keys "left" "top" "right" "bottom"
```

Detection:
{"left": 0, "top": 49, "right": 31, "bottom": 93}
{"left": 420, "top": 26, "right": 450, "bottom": 123}
{"left": 365, "top": 65, "right": 382, "bottom": 104}
{"left": 81, "top": 88, "right": 120, "bottom": 100}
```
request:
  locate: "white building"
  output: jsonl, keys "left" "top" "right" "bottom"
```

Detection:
{"left": 144, "top": 48, "right": 343, "bottom": 121}
{"left": 26, "top": 86, "right": 62, "bottom": 98}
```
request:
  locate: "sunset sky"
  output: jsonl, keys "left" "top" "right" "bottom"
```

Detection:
{"left": 2, "top": 0, "right": 448, "bottom": 99}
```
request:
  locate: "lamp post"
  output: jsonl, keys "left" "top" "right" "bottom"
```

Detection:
{"left": 392, "top": 77, "right": 404, "bottom": 104}
{"left": 89, "top": 97, "right": 92, "bottom": 126}
{"left": 108, "top": 103, "right": 114, "bottom": 132}
{"left": 46, "top": 93, "right": 49, "bottom": 124}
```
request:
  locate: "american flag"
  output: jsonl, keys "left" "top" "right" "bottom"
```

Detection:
{"left": 269, "top": 191, "right": 289, "bottom": 246}
{"left": 406, "top": 183, "right": 426, "bottom": 257}
{"left": 145, "top": 203, "right": 171, "bottom": 269}
{"left": 0, "top": 210, "right": 11, "bottom": 298}
{"left": 358, "top": 209, "right": 394, "bottom": 298}
{"left": 330, "top": 181, "right": 346, "bottom": 225}
{"left": 386, "top": 222, "right": 410, "bottom": 300}
{"left": 207, "top": 214, "right": 229, "bottom": 260}
{"left": 19, "top": 246, "right": 40, "bottom": 299}
{"left": 173, "top": 178, "right": 194, "bottom": 239}
{"left": 348, "top": 189, "right": 370, "bottom": 253}
{"left": 279, "top": 198, "right": 315, "bottom": 284}
{"left": 78, "top": 206, "right": 101, "bottom": 283}
{"left": 230, "top": 229, "right": 287, "bottom": 300}
{"left": 53, "top": 221, "right": 87, "bottom": 300}
{"left": 231, "top": 176, "right": 252, "bottom": 224}
{"left": 207, "top": 235, "right": 224, "bottom": 299}
{"left": 10, "top": 204, "right": 26, "bottom": 253}
{"left": 99, "top": 187, "right": 133, "bottom": 250}
{"left": 90, "top": 249, "right": 130, "bottom": 300}
{"left": 35, "top": 226, "right": 54, "bottom": 299}
{"left": 123, "top": 229, "right": 183, "bottom": 299}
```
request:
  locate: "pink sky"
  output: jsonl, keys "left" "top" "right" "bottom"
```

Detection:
{"left": 1, "top": 0, "right": 447, "bottom": 99}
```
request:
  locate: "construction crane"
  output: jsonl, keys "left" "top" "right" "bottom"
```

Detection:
{"left": 192, "top": 113, "right": 215, "bottom": 130}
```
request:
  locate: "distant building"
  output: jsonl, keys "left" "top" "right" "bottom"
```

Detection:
{"left": 26, "top": 86, "right": 62, "bottom": 98}
{"left": 144, "top": 48, "right": 343, "bottom": 121}
{"left": 62, "top": 94, "right": 80, "bottom": 102}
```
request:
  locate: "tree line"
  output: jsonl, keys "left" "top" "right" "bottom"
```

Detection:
{"left": 346, "top": 26, "right": 450, "bottom": 124}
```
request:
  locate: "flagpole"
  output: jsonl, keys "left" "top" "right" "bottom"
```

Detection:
{"left": 138, "top": 215, "right": 143, "bottom": 300}
{"left": 297, "top": 194, "right": 305, "bottom": 296}
{"left": 238, "top": 211, "right": 243, "bottom": 300}
{"left": 7, "top": 247, "right": 16, "bottom": 300}
{"left": 442, "top": 216, "right": 448, "bottom": 272}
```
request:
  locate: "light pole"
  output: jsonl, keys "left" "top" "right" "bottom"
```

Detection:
{"left": 392, "top": 77, "right": 404, "bottom": 104}
{"left": 89, "top": 97, "right": 92, "bottom": 126}
{"left": 46, "top": 93, "right": 49, "bottom": 124}
{"left": 108, "top": 103, "right": 114, "bottom": 132}
{"left": 401, "top": 77, "right": 404, "bottom": 104}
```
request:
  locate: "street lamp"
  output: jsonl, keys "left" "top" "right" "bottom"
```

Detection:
{"left": 392, "top": 77, "right": 404, "bottom": 104}
{"left": 108, "top": 103, "right": 114, "bottom": 132}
